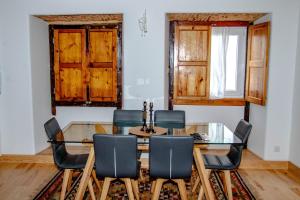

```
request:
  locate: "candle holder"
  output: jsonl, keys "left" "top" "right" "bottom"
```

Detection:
{"left": 140, "top": 101, "right": 148, "bottom": 131}
{"left": 146, "top": 102, "right": 155, "bottom": 133}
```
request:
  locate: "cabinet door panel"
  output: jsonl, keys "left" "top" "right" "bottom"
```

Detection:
{"left": 88, "top": 29, "right": 117, "bottom": 102}
{"left": 90, "top": 31, "right": 113, "bottom": 63}
{"left": 246, "top": 22, "right": 270, "bottom": 105}
{"left": 60, "top": 68, "right": 84, "bottom": 99}
{"left": 89, "top": 68, "right": 113, "bottom": 100}
{"left": 54, "top": 29, "right": 87, "bottom": 101}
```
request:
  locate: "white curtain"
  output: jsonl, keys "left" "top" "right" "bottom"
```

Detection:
{"left": 210, "top": 27, "right": 230, "bottom": 99}
{"left": 210, "top": 27, "right": 247, "bottom": 99}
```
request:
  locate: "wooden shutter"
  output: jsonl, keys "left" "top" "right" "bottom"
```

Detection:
{"left": 53, "top": 29, "right": 87, "bottom": 101}
{"left": 88, "top": 29, "right": 117, "bottom": 102}
{"left": 245, "top": 22, "right": 270, "bottom": 105}
{"left": 173, "top": 24, "right": 211, "bottom": 104}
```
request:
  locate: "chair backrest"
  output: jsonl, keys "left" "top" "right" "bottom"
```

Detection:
{"left": 149, "top": 136, "right": 194, "bottom": 179}
{"left": 154, "top": 110, "right": 185, "bottom": 128}
{"left": 113, "top": 110, "right": 144, "bottom": 127}
{"left": 44, "top": 117, "right": 67, "bottom": 168}
{"left": 93, "top": 134, "right": 138, "bottom": 179}
{"left": 227, "top": 119, "right": 252, "bottom": 168}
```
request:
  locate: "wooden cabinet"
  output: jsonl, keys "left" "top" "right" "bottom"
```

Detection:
{"left": 245, "top": 22, "right": 270, "bottom": 105}
{"left": 173, "top": 24, "right": 211, "bottom": 104}
{"left": 50, "top": 25, "right": 122, "bottom": 113}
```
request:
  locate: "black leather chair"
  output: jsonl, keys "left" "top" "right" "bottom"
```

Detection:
{"left": 149, "top": 136, "right": 194, "bottom": 200}
{"left": 93, "top": 134, "right": 140, "bottom": 200}
{"left": 44, "top": 117, "right": 99, "bottom": 200}
{"left": 154, "top": 110, "right": 185, "bottom": 129}
{"left": 193, "top": 119, "right": 252, "bottom": 200}
{"left": 113, "top": 109, "right": 144, "bottom": 127}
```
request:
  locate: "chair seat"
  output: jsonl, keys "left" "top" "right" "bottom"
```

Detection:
{"left": 58, "top": 153, "right": 89, "bottom": 169}
{"left": 203, "top": 154, "right": 235, "bottom": 170}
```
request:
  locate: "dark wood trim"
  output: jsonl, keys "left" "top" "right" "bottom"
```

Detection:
{"left": 168, "top": 21, "right": 176, "bottom": 110}
{"left": 49, "top": 23, "right": 123, "bottom": 115}
{"left": 176, "top": 21, "right": 249, "bottom": 26}
{"left": 211, "top": 21, "right": 249, "bottom": 27}
{"left": 174, "top": 98, "right": 246, "bottom": 106}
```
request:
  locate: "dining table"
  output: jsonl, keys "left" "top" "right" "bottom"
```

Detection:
{"left": 57, "top": 122, "right": 242, "bottom": 200}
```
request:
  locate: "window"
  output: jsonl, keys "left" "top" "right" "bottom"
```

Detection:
{"left": 210, "top": 27, "right": 247, "bottom": 99}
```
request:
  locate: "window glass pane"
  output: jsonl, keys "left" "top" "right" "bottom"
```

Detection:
{"left": 225, "top": 35, "right": 238, "bottom": 91}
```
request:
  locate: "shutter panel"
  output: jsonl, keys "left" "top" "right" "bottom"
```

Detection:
{"left": 245, "top": 22, "right": 270, "bottom": 105}
{"left": 173, "top": 24, "right": 211, "bottom": 104}
{"left": 54, "top": 29, "right": 87, "bottom": 101}
{"left": 88, "top": 29, "right": 117, "bottom": 102}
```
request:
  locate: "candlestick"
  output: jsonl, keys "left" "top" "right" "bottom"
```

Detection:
{"left": 141, "top": 101, "right": 147, "bottom": 131}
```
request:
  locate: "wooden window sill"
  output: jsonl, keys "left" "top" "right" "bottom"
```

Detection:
{"left": 173, "top": 98, "right": 246, "bottom": 106}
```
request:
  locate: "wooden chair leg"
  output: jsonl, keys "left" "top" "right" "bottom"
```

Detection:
{"left": 131, "top": 179, "right": 140, "bottom": 200}
{"left": 60, "top": 169, "right": 71, "bottom": 200}
{"left": 151, "top": 180, "right": 156, "bottom": 193}
{"left": 92, "top": 170, "right": 102, "bottom": 191}
{"left": 139, "top": 169, "right": 145, "bottom": 181}
{"left": 87, "top": 178, "right": 96, "bottom": 200}
{"left": 123, "top": 178, "right": 135, "bottom": 200}
{"left": 100, "top": 177, "right": 112, "bottom": 200}
{"left": 66, "top": 170, "right": 73, "bottom": 192}
{"left": 175, "top": 179, "right": 188, "bottom": 200}
{"left": 198, "top": 187, "right": 204, "bottom": 200}
{"left": 151, "top": 179, "right": 164, "bottom": 200}
{"left": 198, "top": 170, "right": 211, "bottom": 200}
{"left": 224, "top": 170, "right": 233, "bottom": 200}
{"left": 192, "top": 177, "right": 200, "bottom": 193}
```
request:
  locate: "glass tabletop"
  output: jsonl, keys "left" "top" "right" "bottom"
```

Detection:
{"left": 53, "top": 122, "right": 242, "bottom": 145}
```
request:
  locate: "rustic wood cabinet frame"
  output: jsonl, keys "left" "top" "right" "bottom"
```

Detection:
{"left": 49, "top": 24, "right": 123, "bottom": 114}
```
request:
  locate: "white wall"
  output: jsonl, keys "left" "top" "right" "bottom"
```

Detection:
{"left": 29, "top": 16, "right": 52, "bottom": 153}
{"left": 289, "top": 10, "right": 300, "bottom": 167}
{"left": 0, "top": 0, "right": 299, "bottom": 160}
{"left": 0, "top": 12, "right": 3, "bottom": 155}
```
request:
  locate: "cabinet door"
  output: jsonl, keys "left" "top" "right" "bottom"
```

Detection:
{"left": 173, "top": 24, "right": 211, "bottom": 104}
{"left": 53, "top": 29, "right": 87, "bottom": 101}
{"left": 88, "top": 29, "right": 117, "bottom": 102}
{"left": 245, "top": 22, "right": 270, "bottom": 105}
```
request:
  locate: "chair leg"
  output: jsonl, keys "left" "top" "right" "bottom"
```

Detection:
{"left": 151, "top": 179, "right": 164, "bottom": 200}
{"left": 131, "top": 179, "right": 140, "bottom": 200}
{"left": 123, "top": 178, "right": 135, "bottom": 200}
{"left": 60, "top": 169, "right": 71, "bottom": 200}
{"left": 192, "top": 177, "right": 200, "bottom": 193}
{"left": 92, "top": 170, "right": 102, "bottom": 191}
{"left": 198, "top": 170, "right": 211, "bottom": 200}
{"left": 224, "top": 170, "right": 233, "bottom": 200}
{"left": 66, "top": 170, "right": 73, "bottom": 191}
{"left": 87, "top": 178, "right": 96, "bottom": 200}
{"left": 175, "top": 179, "right": 188, "bottom": 200}
{"left": 151, "top": 180, "right": 156, "bottom": 193}
{"left": 198, "top": 187, "right": 204, "bottom": 200}
{"left": 100, "top": 177, "right": 112, "bottom": 200}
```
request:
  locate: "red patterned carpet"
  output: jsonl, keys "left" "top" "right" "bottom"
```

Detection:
{"left": 34, "top": 169, "right": 255, "bottom": 200}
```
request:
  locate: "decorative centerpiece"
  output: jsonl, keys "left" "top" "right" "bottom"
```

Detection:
{"left": 146, "top": 102, "right": 155, "bottom": 133}
{"left": 140, "top": 101, "right": 148, "bottom": 131}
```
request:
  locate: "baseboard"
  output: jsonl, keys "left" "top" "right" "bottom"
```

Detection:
{"left": 0, "top": 154, "right": 54, "bottom": 164}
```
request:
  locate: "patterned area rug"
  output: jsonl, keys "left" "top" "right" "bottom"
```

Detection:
{"left": 33, "top": 169, "right": 255, "bottom": 200}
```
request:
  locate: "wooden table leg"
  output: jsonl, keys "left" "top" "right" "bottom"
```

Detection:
{"left": 193, "top": 147, "right": 215, "bottom": 200}
{"left": 75, "top": 147, "right": 95, "bottom": 200}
